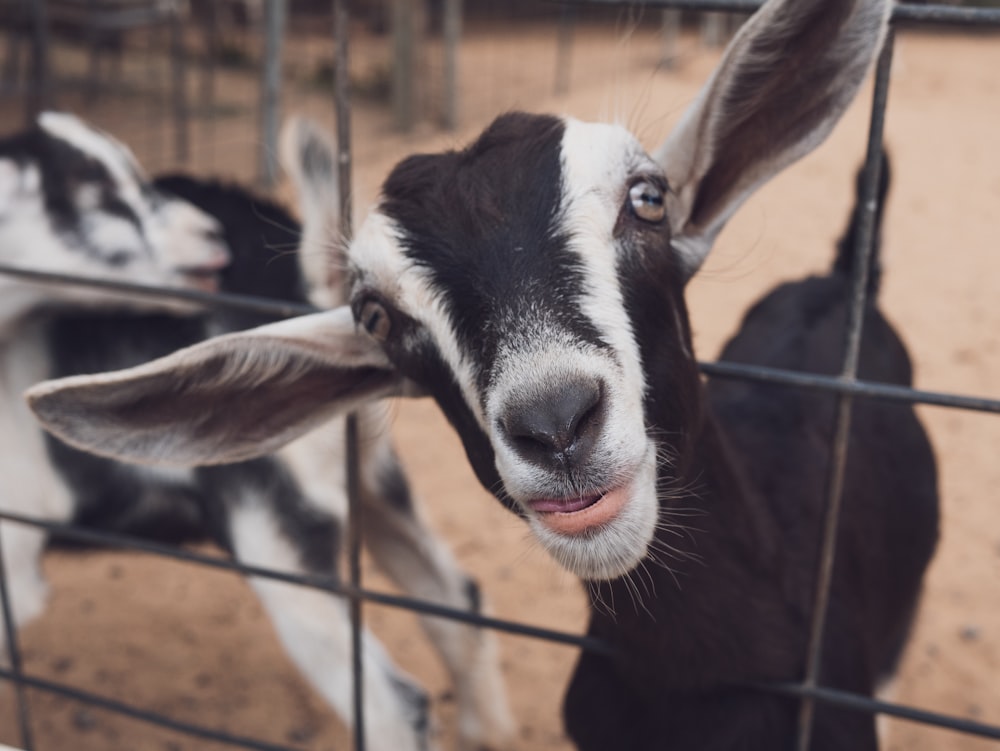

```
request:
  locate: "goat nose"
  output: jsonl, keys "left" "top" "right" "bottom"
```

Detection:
{"left": 502, "top": 378, "right": 603, "bottom": 469}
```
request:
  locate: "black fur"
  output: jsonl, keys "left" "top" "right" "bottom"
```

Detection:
{"left": 380, "top": 113, "right": 610, "bottom": 388}
{"left": 562, "top": 155, "right": 938, "bottom": 750}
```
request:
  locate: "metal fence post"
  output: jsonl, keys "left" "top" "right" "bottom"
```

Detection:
{"left": 795, "top": 31, "right": 897, "bottom": 751}
{"left": 332, "top": 2, "right": 364, "bottom": 749}
{"left": 258, "top": 0, "right": 287, "bottom": 189}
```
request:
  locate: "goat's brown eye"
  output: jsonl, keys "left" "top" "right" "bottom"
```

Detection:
{"left": 360, "top": 300, "right": 391, "bottom": 342}
{"left": 628, "top": 180, "right": 665, "bottom": 223}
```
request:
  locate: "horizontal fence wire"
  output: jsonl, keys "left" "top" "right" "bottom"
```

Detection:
{"left": 558, "top": 0, "right": 1000, "bottom": 27}
{"left": 700, "top": 361, "right": 1000, "bottom": 414}
{"left": 762, "top": 683, "right": 1000, "bottom": 742}
{"left": 0, "top": 509, "right": 614, "bottom": 656}
{"left": 0, "top": 263, "right": 317, "bottom": 319}
{"left": 2, "top": 511, "right": 999, "bottom": 743}
{"left": 0, "top": 667, "right": 302, "bottom": 751}
{"left": 2, "top": 1, "right": 999, "bottom": 748}
{"left": 3, "top": 263, "right": 998, "bottom": 415}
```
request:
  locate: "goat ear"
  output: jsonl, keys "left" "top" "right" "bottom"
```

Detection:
{"left": 26, "top": 308, "right": 403, "bottom": 467}
{"left": 655, "top": 0, "right": 890, "bottom": 276}
{"left": 279, "top": 116, "right": 343, "bottom": 307}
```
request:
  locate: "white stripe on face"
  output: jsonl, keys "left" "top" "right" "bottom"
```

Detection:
{"left": 558, "top": 117, "right": 655, "bottom": 423}
{"left": 38, "top": 112, "right": 145, "bottom": 189}
{"left": 350, "top": 211, "right": 487, "bottom": 430}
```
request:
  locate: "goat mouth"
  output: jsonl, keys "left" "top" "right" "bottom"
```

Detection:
{"left": 527, "top": 485, "right": 629, "bottom": 536}
{"left": 176, "top": 267, "right": 221, "bottom": 293}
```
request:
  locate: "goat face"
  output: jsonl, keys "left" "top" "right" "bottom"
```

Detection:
{"left": 346, "top": 114, "right": 697, "bottom": 579}
{"left": 0, "top": 113, "right": 229, "bottom": 303}
{"left": 27, "top": 0, "right": 891, "bottom": 582}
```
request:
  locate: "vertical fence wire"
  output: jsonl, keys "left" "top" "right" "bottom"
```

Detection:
{"left": 795, "top": 30, "right": 896, "bottom": 751}
{"left": 332, "top": 2, "right": 364, "bottom": 750}
{"left": 0, "top": 524, "right": 35, "bottom": 750}
{"left": 259, "top": 0, "right": 287, "bottom": 189}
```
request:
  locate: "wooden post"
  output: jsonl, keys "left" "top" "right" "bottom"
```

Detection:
{"left": 391, "top": 0, "right": 415, "bottom": 132}
{"left": 553, "top": 4, "right": 576, "bottom": 97}
{"left": 26, "top": 0, "right": 51, "bottom": 123}
{"left": 169, "top": 4, "right": 190, "bottom": 164}
{"left": 660, "top": 9, "right": 682, "bottom": 69}
{"left": 442, "top": 0, "right": 461, "bottom": 130}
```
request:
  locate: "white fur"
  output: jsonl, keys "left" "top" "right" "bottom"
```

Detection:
{"left": 39, "top": 113, "right": 141, "bottom": 183}
{"left": 0, "top": 114, "right": 230, "bottom": 335}
{"left": 351, "top": 211, "right": 488, "bottom": 430}
{"left": 0, "top": 321, "right": 75, "bottom": 657}
{"left": 229, "top": 498, "right": 432, "bottom": 751}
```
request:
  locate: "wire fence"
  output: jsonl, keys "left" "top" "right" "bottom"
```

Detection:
{"left": 1, "top": 2, "right": 999, "bottom": 750}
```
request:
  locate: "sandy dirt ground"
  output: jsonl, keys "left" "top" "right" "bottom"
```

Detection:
{"left": 1, "top": 14, "right": 999, "bottom": 751}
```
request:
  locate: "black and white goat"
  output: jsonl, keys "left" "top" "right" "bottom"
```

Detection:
{"left": 1, "top": 110, "right": 227, "bottom": 685}
{"left": 2, "top": 117, "right": 512, "bottom": 751}
{"left": 28, "top": 0, "right": 940, "bottom": 748}
{"left": 0, "top": 112, "right": 230, "bottom": 334}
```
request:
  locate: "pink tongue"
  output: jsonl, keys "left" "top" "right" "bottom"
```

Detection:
{"left": 532, "top": 486, "right": 630, "bottom": 536}
{"left": 530, "top": 496, "right": 600, "bottom": 514}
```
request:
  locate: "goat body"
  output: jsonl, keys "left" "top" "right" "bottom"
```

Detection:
{"left": 28, "top": 0, "right": 939, "bottom": 748}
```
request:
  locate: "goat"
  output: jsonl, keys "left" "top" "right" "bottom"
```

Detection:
{"left": 0, "top": 109, "right": 228, "bottom": 691}
{"left": 27, "top": 0, "right": 940, "bottom": 747}
{"left": 2, "top": 116, "right": 512, "bottom": 751}
{"left": 0, "top": 111, "right": 229, "bottom": 336}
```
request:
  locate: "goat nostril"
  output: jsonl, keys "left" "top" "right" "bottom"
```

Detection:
{"left": 503, "top": 378, "right": 604, "bottom": 467}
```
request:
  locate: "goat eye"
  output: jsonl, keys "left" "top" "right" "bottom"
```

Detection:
{"left": 360, "top": 300, "right": 392, "bottom": 342}
{"left": 628, "top": 180, "right": 665, "bottom": 223}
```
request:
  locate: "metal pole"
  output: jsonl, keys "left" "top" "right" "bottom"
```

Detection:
{"left": 333, "top": 2, "right": 363, "bottom": 749}
{"left": 795, "top": 31, "right": 896, "bottom": 751}
{"left": 442, "top": 0, "right": 461, "bottom": 130}
{"left": 258, "top": 0, "right": 286, "bottom": 188}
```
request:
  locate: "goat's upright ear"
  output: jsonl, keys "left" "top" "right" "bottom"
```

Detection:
{"left": 279, "top": 116, "right": 343, "bottom": 307}
{"left": 26, "top": 308, "right": 403, "bottom": 467}
{"left": 656, "top": 0, "right": 890, "bottom": 276}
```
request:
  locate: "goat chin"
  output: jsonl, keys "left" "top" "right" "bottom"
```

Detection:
{"left": 528, "top": 458, "right": 660, "bottom": 581}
